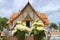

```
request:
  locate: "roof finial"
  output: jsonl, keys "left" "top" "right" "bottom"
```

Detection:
{"left": 28, "top": 0, "right": 29, "bottom": 3}
{"left": 28, "top": 0, "right": 29, "bottom": 2}
{"left": 27, "top": 0, "right": 30, "bottom": 4}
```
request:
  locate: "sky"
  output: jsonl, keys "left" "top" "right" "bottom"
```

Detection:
{"left": 0, "top": 0, "right": 60, "bottom": 23}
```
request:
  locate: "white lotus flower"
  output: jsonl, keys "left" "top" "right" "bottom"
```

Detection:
{"left": 16, "top": 21, "right": 21, "bottom": 24}
{"left": 32, "top": 20, "right": 44, "bottom": 27}
{"left": 30, "top": 27, "right": 35, "bottom": 32}
{"left": 37, "top": 27, "right": 44, "bottom": 31}
{"left": 32, "top": 22, "right": 37, "bottom": 27}
{"left": 22, "top": 23, "right": 26, "bottom": 26}
{"left": 13, "top": 24, "right": 27, "bottom": 33}
{"left": 12, "top": 29, "right": 17, "bottom": 36}
{"left": 17, "top": 25, "right": 24, "bottom": 31}
{"left": 43, "top": 29, "right": 48, "bottom": 32}
{"left": 35, "top": 23, "right": 44, "bottom": 27}
{"left": 26, "top": 27, "right": 30, "bottom": 32}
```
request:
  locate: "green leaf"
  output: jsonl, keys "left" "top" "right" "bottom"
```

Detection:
{"left": 0, "top": 17, "right": 8, "bottom": 31}
{"left": 49, "top": 23, "right": 58, "bottom": 29}
{"left": 0, "top": 38, "right": 3, "bottom": 40}
{"left": 33, "top": 29, "right": 39, "bottom": 35}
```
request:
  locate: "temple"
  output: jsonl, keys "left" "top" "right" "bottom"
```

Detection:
{"left": 7, "top": 2, "right": 49, "bottom": 28}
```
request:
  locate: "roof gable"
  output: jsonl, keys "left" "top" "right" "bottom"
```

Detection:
{"left": 10, "top": 2, "right": 36, "bottom": 22}
{"left": 7, "top": 2, "right": 49, "bottom": 26}
{"left": 20, "top": 2, "right": 36, "bottom": 15}
{"left": 24, "top": 13, "right": 33, "bottom": 21}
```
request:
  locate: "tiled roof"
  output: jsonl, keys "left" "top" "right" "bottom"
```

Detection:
{"left": 7, "top": 20, "right": 12, "bottom": 25}
{"left": 36, "top": 12, "right": 49, "bottom": 25}
{"left": 10, "top": 12, "right": 19, "bottom": 20}
{"left": 40, "top": 13, "right": 47, "bottom": 18}
{"left": 40, "top": 14, "right": 49, "bottom": 25}
{"left": 7, "top": 2, "right": 49, "bottom": 25}
{"left": 50, "top": 31, "right": 60, "bottom": 35}
{"left": 7, "top": 12, "right": 49, "bottom": 25}
{"left": 7, "top": 12, "right": 19, "bottom": 25}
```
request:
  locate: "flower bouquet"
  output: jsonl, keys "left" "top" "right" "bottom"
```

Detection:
{"left": 30, "top": 19, "right": 48, "bottom": 40}
{"left": 12, "top": 21, "right": 30, "bottom": 40}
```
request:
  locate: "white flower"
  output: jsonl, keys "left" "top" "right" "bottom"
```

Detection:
{"left": 30, "top": 27, "right": 35, "bottom": 32}
{"left": 43, "top": 29, "right": 48, "bottom": 32}
{"left": 32, "top": 22, "right": 37, "bottom": 26}
{"left": 16, "top": 21, "right": 21, "bottom": 24}
{"left": 22, "top": 23, "right": 26, "bottom": 26}
{"left": 16, "top": 24, "right": 26, "bottom": 31}
{"left": 26, "top": 27, "right": 30, "bottom": 32}
{"left": 37, "top": 27, "right": 44, "bottom": 31}
{"left": 12, "top": 29, "right": 17, "bottom": 36}
{"left": 38, "top": 20, "right": 43, "bottom": 23}
{"left": 36, "top": 23, "right": 44, "bottom": 27}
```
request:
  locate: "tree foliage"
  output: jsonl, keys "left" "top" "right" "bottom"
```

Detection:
{"left": 49, "top": 23, "right": 58, "bottom": 29}
{"left": 0, "top": 17, "right": 8, "bottom": 31}
{"left": 58, "top": 23, "right": 60, "bottom": 31}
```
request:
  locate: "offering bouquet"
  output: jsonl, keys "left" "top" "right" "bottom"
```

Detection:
{"left": 12, "top": 21, "right": 30, "bottom": 40}
{"left": 30, "top": 19, "right": 48, "bottom": 40}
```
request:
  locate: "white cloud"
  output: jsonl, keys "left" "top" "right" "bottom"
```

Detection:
{"left": 0, "top": 0, "right": 28, "bottom": 18}
{"left": 48, "top": 13, "right": 60, "bottom": 23}
{"left": 38, "top": 2, "right": 60, "bottom": 12}
{"left": 13, "top": 0, "right": 27, "bottom": 10}
{"left": 0, "top": 8, "right": 13, "bottom": 18}
{"left": 34, "top": 0, "right": 60, "bottom": 23}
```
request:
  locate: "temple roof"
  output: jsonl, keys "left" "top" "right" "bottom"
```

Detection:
{"left": 7, "top": 2, "right": 49, "bottom": 26}
{"left": 7, "top": 12, "right": 49, "bottom": 25}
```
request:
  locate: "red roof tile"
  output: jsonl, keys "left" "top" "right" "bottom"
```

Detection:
{"left": 10, "top": 12, "right": 19, "bottom": 21}
{"left": 36, "top": 12, "right": 49, "bottom": 25}
{"left": 7, "top": 12, "right": 19, "bottom": 25}
{"left": 7, "top": 20, "right": 12, "bottom": 25}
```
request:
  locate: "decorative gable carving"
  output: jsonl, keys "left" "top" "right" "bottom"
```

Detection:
{"left": 24, "top": 13, "right": 33, "bottom": 21}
